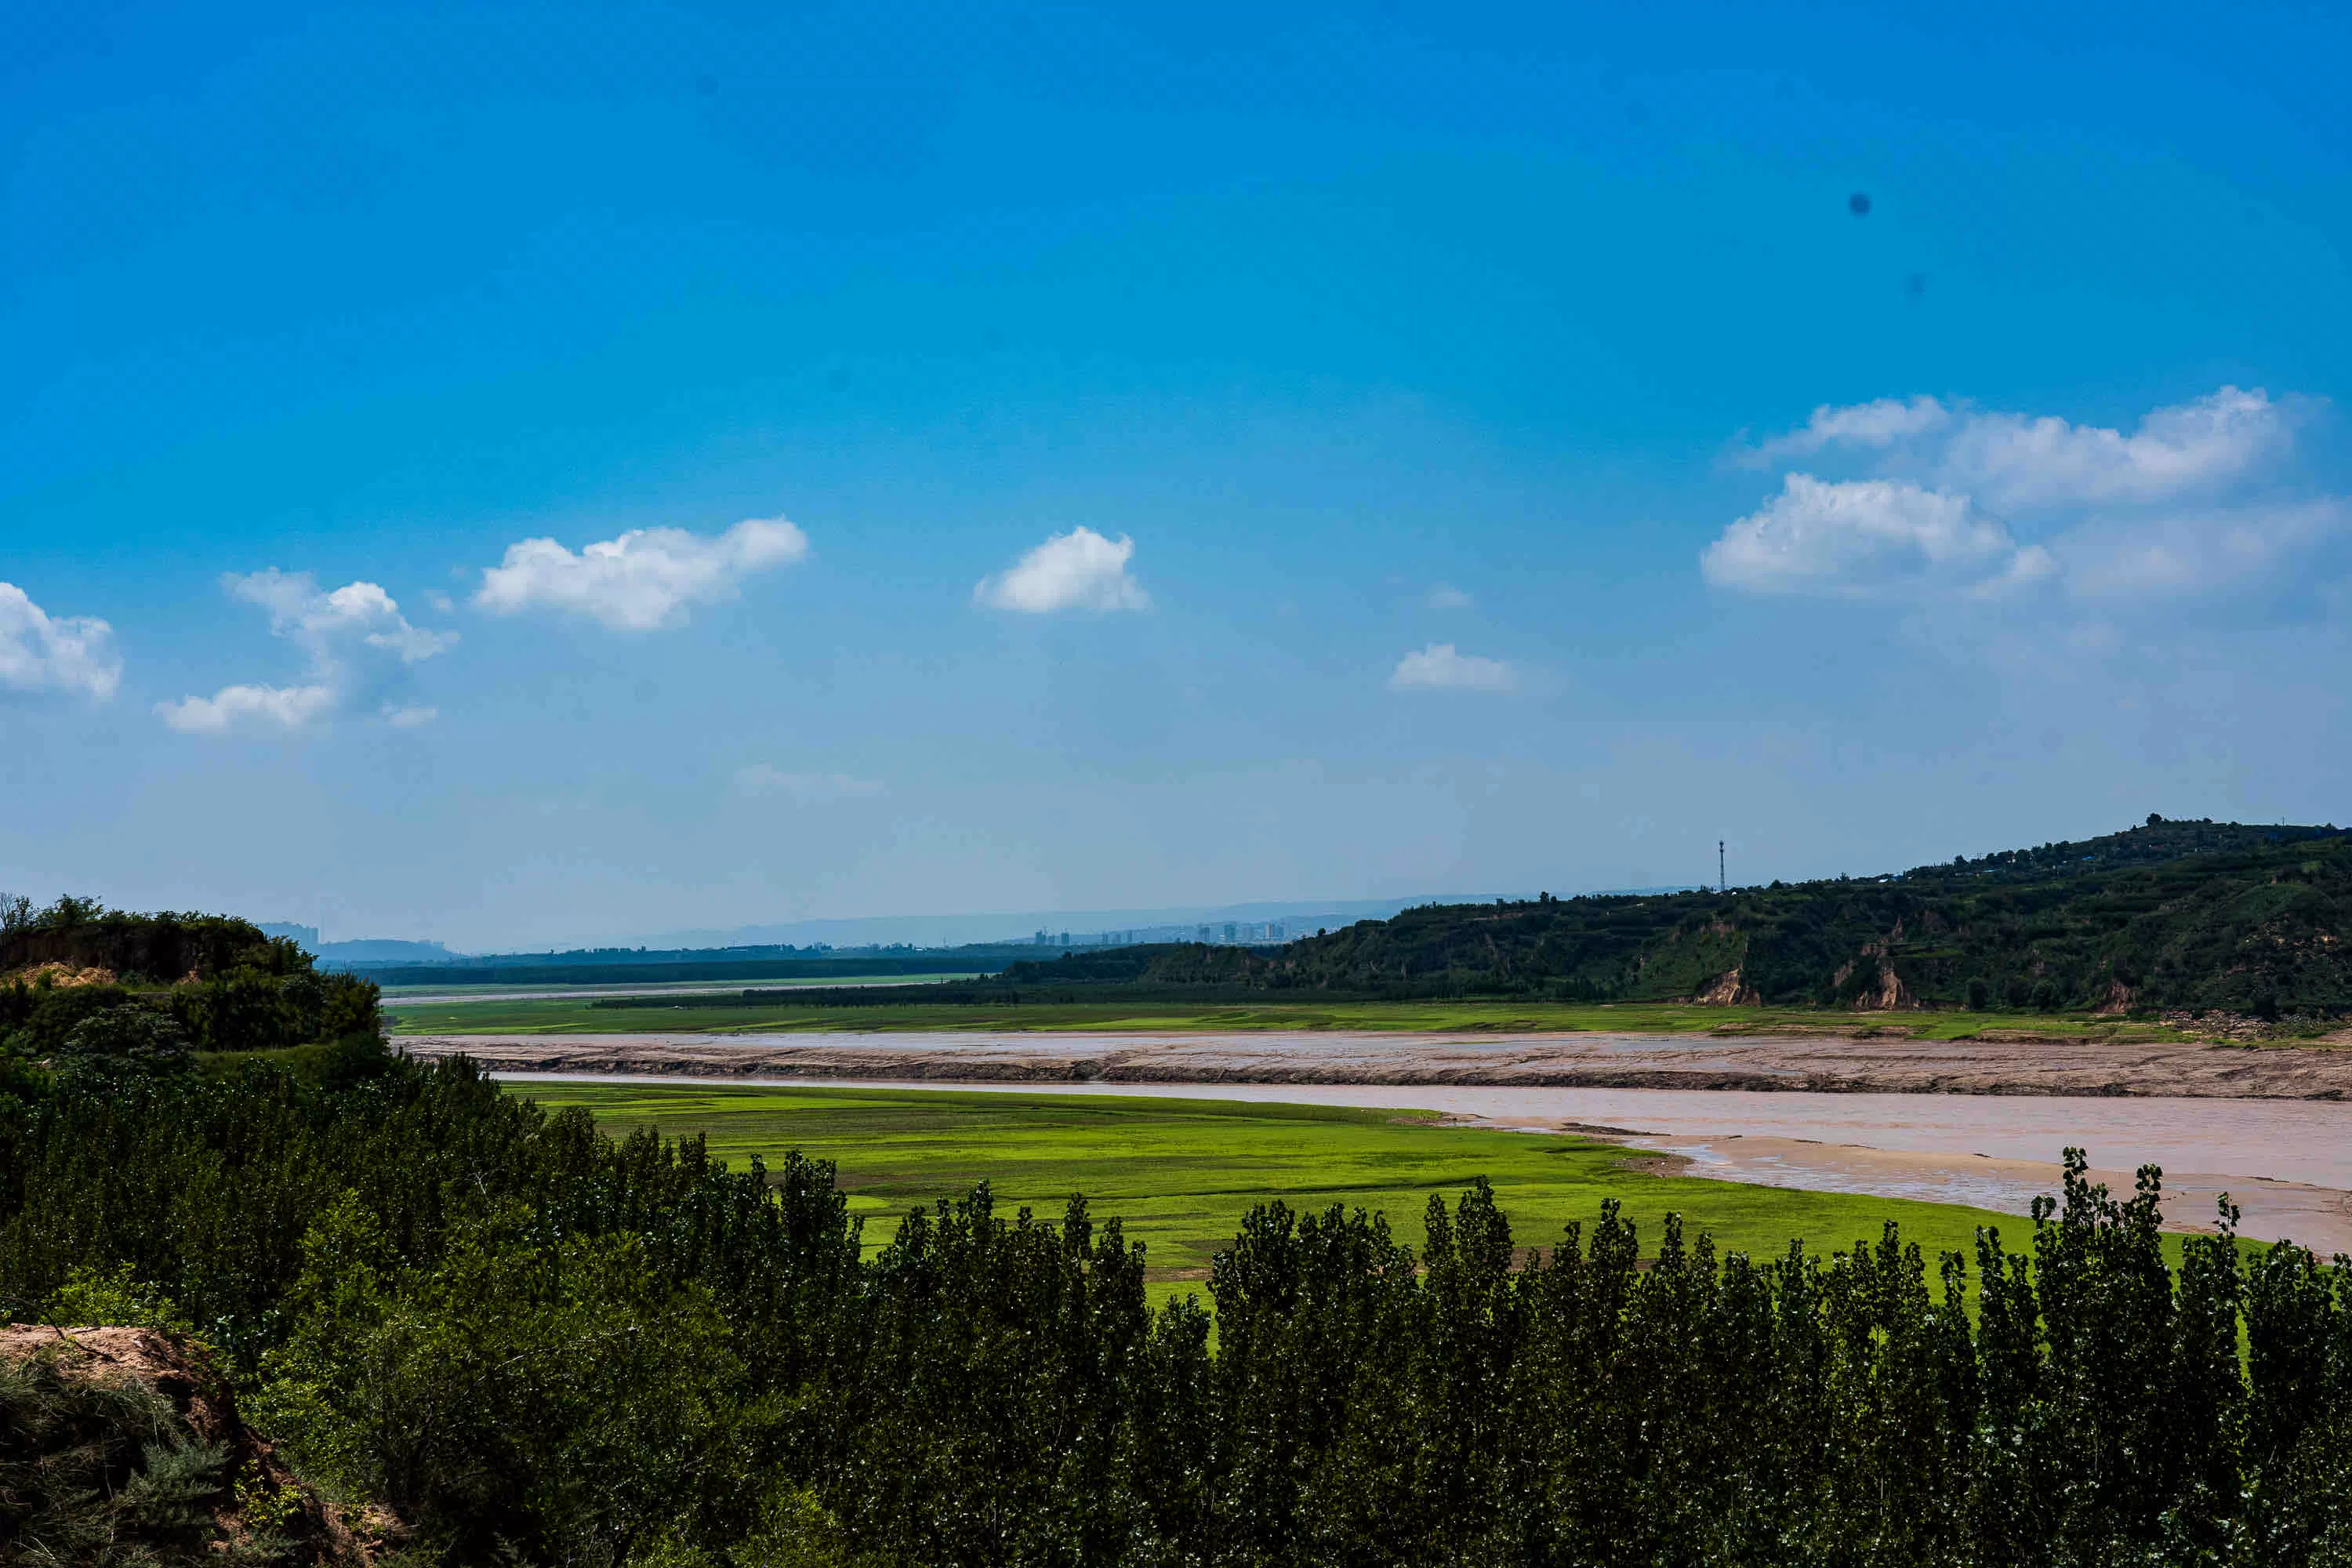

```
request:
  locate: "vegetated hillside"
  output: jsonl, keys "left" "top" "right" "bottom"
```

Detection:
{"left": 989, "top": 819, "right": 2352, "bottom": 1014}
{"left": 0, "top": 896, "right": 381, "bottom": 1062}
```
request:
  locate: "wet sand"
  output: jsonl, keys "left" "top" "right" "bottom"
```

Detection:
{"left": 401, "top": 1027, "right": 2352, "bottom": 1098}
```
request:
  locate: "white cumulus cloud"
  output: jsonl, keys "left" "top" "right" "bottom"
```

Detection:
{"left": 1427, "top": 583, "right": 1475, "bottom": 610}
{"left": 0, "top": 583, "right": 121, "bottom": 702}
{"left": 476, "top": 516, "right": 809, "bottom": 630}
{"left": 1700, "top": 475, "right": 2045, "bottom": 597}
{"left": 161, "top": 571, "right": 453, "bottom": 736}
{"left": 1745, "top": 396, "right": 1951, "bottom": 463}
{"left": 2057, "top": 499, "right": 2348, "bottom": 603}
{"left": 1708, "top": 385, "right": 2339, "bottom": 616}
{"left": 158, "top": 683, "right": 336, "bottom": 735}
{"left": 1938, "top": 386, "right": 2296, "bottom": 509}
{"left": 1388, "top": 643, "right": 1517, "bottom": 692}
{"left": 734, "top": 764, "right": 886, "bottom": 803}
{"left": 974, "top": 527, "right": 1149, "bottom": 613}
{"left": 229, "top": 569, "right": 456, "bottom": 663}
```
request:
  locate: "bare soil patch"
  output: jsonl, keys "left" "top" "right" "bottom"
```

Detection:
{"left": 1, "top": 1324, "right": 399, "bottom": 1563}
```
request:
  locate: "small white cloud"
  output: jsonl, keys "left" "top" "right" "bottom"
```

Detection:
{"left": 1427, "top": 583, "right": 1475, "bottom": 610}
{"left": 1746, "top": 395, "right": 1950, "bottom": 463}
{"left": 1388, "top": 643, "right": 1517, "bottom": 692}
{"left": 382, "top": 704, "right": 438, "bottom": 728}
{"left": 1700, "top": 474, "right": 2038, "bottom": 597}
{"left": 157, "top": 683, "right": 336, "bottom": 735}
{"left": 734, "top": 764, "right": 885, "bottom": 804}
{"left": 227, "top": 570, "right": 457, "bottom": 664}
{"left": 1940, "top": 386, "right": 2296, "bottom": 508}
{"left": 162, "top": 570, "right": 450, "bottom": 736}
{"left": 475, "top": 516, "right": 808, "bottom": 631}
{"left": 0, "top": 582, "right": 121, "bottom": 702}
{"left": 423, "top": 589, "right": 456, "bottom": 614}
{"left": 974, "top": 527, "right": 1148, "bottom": 613}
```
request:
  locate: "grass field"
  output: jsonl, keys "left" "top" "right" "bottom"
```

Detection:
{"left": 397, "top": 995, "right": 2192, "bottom": 1040}
{"left": 376, "top": 972, "right": 982, "bottom": 1000}
{"left": 517, "top": 1080, "right": 2073, "bottom": 1308}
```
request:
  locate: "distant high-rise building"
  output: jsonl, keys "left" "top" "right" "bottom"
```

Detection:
{"left": 258, "top": 922, "right": 320, "bottom": 949}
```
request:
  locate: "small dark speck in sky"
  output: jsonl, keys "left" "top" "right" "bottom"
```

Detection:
{"left": 1904, "top": 271, "right": 1928, "bottom": 303}
{"left": 1848, "top": 191, "right": 1872, "bottom": 216}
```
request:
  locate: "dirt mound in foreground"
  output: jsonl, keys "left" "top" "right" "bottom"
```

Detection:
{"left": 0, "top": 1324, "right": 398, "bottom": 1566}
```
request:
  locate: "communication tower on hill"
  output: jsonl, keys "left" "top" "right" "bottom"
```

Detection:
{"left": 1719, "top": 840, "right": 1726, "bottom": 894}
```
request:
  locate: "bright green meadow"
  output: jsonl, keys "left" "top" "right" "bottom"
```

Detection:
{"left": 517, "top": 1080, "right": 2060, "bottom": 1308}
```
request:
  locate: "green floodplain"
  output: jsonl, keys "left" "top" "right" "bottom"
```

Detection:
{"left": 517, "top": 1079, "right": 2224, "bottom": 1311}
{"left": 395, "top": 993, "right": 2197, "bottom": 1040}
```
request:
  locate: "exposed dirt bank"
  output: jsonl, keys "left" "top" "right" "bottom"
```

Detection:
{"left": 400, "top": 1029, "right": 2352, "bottom": 1099}
{"left": 0, "top": 1324, "right": 400, "bottom": 1563}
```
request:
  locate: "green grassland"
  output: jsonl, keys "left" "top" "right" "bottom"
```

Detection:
{"left": 376, "top": 971, "right": 981, "bottom": 999}
{"left": 520, "top": 1080, "right": 2082, "bottom": 1308}
{"left": 394, "top": 993, "right": 2195, "bottom": 1040}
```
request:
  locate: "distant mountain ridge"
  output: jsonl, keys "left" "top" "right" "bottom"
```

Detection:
{"left": 307, "top": 898, "right": 1537, "bottom": 968}
{"left": 314, "top": 937, "right": 465, "bottom": 965}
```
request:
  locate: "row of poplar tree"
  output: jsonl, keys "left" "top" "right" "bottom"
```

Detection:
{"left": 2, "top": 1043, "right": 2348, "bottom": 1566}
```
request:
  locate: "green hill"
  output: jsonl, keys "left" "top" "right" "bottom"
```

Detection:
{"left": 817, "top": 818, "right": 2352, "bottom": 1017}
{"left": 1, "top": 897, "right": 382, "bottom": 1063}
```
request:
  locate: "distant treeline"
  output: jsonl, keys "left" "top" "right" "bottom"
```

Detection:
{"left": 345, "top": 942, "right": 1055, "bottom": 978}
{"left": 3, "top": 1041, "right": 2349, "bottom": 1566}
{"left": 935, "top": 820, "right": 2352, "bottom": 1015}
{"left": 587, "top": 972, "right": 1388, "bottom": 1011}
{"left": 0, "top": 897, "right": 380, "bottom": 1061}
{"left": 365, "top": 956, "right": 1008, "bottom": 988}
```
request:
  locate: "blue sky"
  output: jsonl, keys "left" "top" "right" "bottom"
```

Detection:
{"left": 3, "top": 1, "right": 2348, "bottom": 948}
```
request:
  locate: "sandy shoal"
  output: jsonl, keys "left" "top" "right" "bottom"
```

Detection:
{"left": 397, "top": 1028, "right": 2352, "bottom": 1098}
